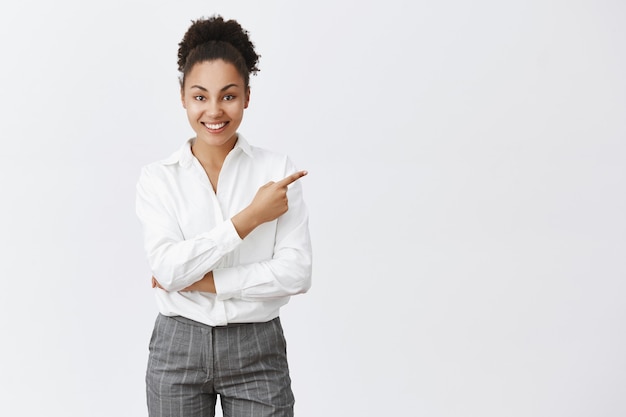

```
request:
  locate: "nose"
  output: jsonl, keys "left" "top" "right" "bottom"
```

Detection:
{"left": 204, "top": 99, "right": 223, "bottom": 118}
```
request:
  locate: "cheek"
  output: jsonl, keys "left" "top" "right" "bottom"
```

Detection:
{"left": 184, "top": 103, "right": 202, "bottom": 119}
{"left": 232, "top": 102, "right": 247, "bottom": 116}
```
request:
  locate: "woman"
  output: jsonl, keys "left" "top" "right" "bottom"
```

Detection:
{"left": 135, "top": 15, "right": 312, "bottom": 417}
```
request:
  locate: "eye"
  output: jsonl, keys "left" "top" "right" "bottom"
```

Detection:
{"left": 223, "top": 94, "right": 235, "bottom": 101}
{"left": 194, "top": 95, "right": 206, "bottom": 101}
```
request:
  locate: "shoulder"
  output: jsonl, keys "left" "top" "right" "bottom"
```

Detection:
{"left": 137, "top": 140, "right": 190, "bottom": 184}
{"left": 237, "top": 135, "right": 296, "bottom": 172}
{"left": 248, "top": 144, "right": 300, "bottom": 175}
{"left": 249, "top": 144, "right": 287, "bottom": 162}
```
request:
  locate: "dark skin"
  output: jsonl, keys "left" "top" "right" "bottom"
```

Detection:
{"left": 152, "top": 170, "right": 308, "bottom": 293}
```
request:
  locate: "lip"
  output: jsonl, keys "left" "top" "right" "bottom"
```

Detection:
{"left": 202, "top": 121, "right": 229, "bottom": 133}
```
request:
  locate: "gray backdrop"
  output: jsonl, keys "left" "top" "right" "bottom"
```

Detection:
{"left": 1, "top": 0, "right": 624, "bottom": 416}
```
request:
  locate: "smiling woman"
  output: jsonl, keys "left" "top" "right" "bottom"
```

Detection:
{"left": 182, "top": 60, "right": 250, "bottom": 178}
{"left": 135, "top": 15, "right": 312, "bottom": 417}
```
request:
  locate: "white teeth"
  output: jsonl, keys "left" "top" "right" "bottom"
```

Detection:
{"left": 204, "top": 122, "right": 227, "bottom": 130}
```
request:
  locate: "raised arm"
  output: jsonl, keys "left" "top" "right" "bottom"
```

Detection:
{"left": 211, "top": 168, "right": 312, "bottom": 301}
{"left": 232, "top": 170, "right": 308, "bottom": 239}
{"left": 146, "top": 169, "right": 309, "bottom": 293}
{"left": 176, "top": 170, "right": 309, "bottom": 293}
{"left": 136, "top": 165, "right": 243, "bottom": 292}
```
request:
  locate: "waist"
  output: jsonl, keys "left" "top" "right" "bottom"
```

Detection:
{"left": 155, "top": 290, "right": 288, "bottom": 326}
{"left": 163, "top": 313, "right": 280, "bottom": 329}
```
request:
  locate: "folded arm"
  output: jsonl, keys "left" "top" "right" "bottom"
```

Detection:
{"left": 140, "top": 166, "right": 310, "bottom": 295}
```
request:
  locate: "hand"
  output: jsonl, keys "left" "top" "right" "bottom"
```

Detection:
{"left": 248, "top": 170, "right": 308, "bottom": 224}
{"left": 232, "top": 170, "right": 307, "bottom": 239}
{"left": 151, "top": 276, "right": 167, "bottom": 291}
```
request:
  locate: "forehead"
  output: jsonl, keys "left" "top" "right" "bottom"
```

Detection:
{"left": 185, "top": 59, "right": 245, "bottom": 88}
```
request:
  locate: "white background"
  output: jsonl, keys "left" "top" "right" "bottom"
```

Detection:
{"left": 1, "top": 1, "right": 625, "bottom": 416}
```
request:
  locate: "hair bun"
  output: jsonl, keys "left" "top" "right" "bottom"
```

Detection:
{"left": 177, "top": 15, "right": 260, "bottom": 75}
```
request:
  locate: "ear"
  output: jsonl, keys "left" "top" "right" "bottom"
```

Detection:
{"left": 180, "top": 88, "right": 186, "bottom": 109}
{"left": 244, "top": 87, "right": 251, "bottom": 109}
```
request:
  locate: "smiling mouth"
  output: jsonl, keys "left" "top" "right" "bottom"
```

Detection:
{"left": 202, "top": 121, "right": 228, "bottom": 130}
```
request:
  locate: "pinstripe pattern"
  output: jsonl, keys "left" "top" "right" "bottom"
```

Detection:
{"left": 146, "top": 314, "right": 294, "bottom": 417}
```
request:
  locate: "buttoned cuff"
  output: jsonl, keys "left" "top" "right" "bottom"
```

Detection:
{"left": 213, "top": 266, "right": 243, "bottom": 301}
{"left": 212, "top": 220, "right": 244, "bottom": 300}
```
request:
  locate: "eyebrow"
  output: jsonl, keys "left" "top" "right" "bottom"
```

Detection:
{"left": 189, "top": 83, "right": 239, "bottom": 92}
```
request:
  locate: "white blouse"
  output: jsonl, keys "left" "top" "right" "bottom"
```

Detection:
{"left": 135, "top": 135, "right": 312, "bottom": 325}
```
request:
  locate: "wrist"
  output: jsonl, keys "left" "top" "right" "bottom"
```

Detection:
{"left": 232, "top": 206, "right": 261, "bottom": 239}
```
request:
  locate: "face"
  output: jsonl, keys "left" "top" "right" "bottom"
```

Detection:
{"left": 181, "top": 60, "right": 250, "bottom": 152}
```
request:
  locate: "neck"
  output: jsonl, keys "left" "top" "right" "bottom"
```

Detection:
{"left": 191, "top": 136, "right": 237, "bottom": 170}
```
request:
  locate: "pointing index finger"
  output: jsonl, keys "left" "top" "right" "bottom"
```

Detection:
{"left": 276, "top": 170, "right": 308, "bottom": 187}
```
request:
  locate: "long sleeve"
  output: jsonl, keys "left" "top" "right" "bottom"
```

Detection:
{"left": 135, "top": 136, "right": 312, "bottom": 325}
{"left": 135, "top": 165, "right": 242, "bottom": 292}
{"left": 212, "top": 164, "right": 313, "bottom": 301}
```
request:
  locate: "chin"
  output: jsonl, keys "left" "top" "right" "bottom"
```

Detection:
{"left": 198, "top": 133, "right": 237, "bottom": 148}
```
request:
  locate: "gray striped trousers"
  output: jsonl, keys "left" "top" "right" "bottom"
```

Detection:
{"left": 146, "top": 314, "right": 295, "bottom": 417}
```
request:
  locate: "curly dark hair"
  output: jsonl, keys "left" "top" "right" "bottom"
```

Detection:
{"left": 177, "top": 15, "right": 260, "bottom": 88}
